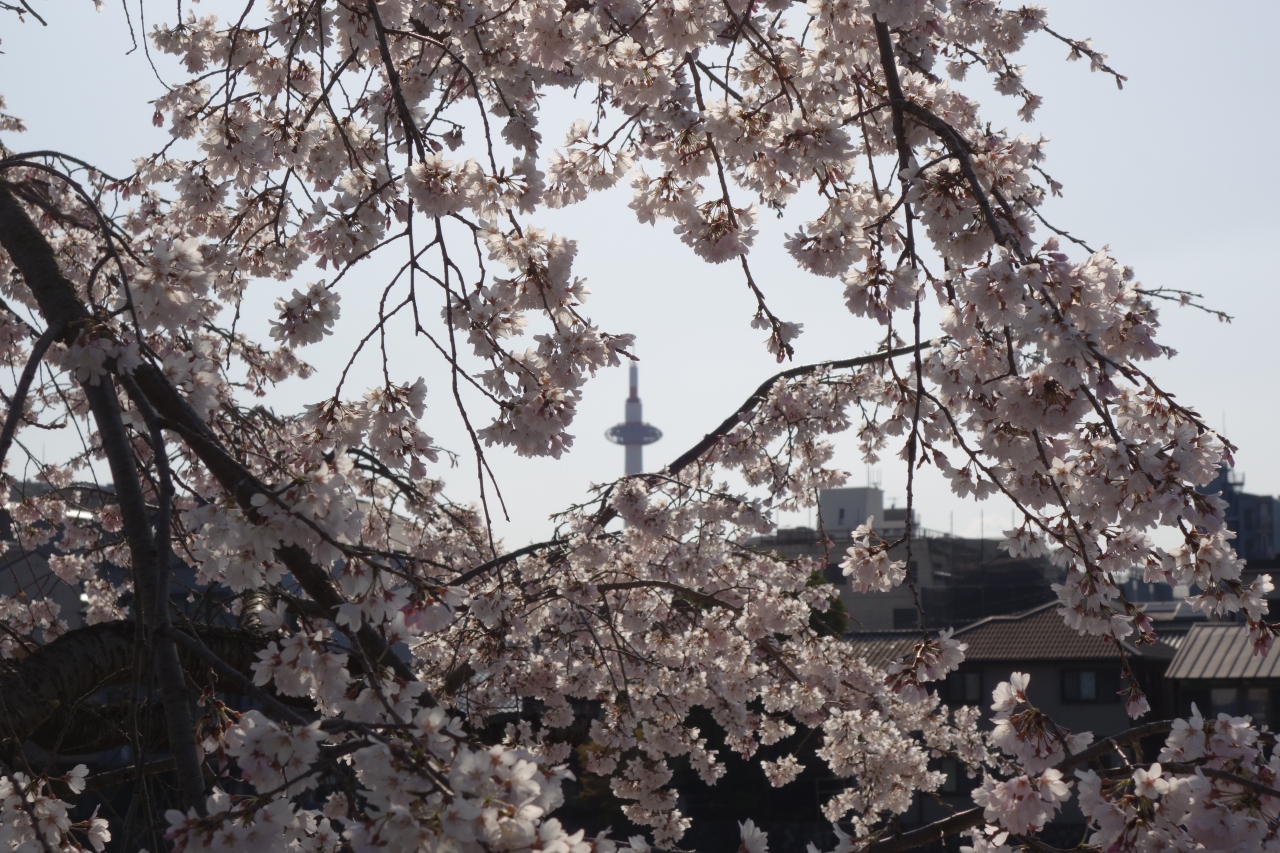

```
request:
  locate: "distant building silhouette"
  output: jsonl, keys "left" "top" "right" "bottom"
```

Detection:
{"left": 1201, "top": 466, "right": 1280, "bottom": 561}
{"left": 604, "top": 364, "right": 661, "bottom": 474}
{"left": 752, "top": 487, "right": 1062, "bottom": 630}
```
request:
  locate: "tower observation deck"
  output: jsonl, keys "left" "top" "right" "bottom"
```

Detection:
{"left": 605, "top": 364, "right": 662, "bottom": 474}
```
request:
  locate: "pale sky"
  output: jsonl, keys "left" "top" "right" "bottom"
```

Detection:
{"left": 2, "top": 1, "right": 1277, "bottom": 549}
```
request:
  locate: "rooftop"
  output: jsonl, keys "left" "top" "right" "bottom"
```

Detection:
{"left": 847, "top": 601, "right": 1181, "bottom": 667}
{"left": 1166, "top": 623, "right": 1280, "bottom": 681}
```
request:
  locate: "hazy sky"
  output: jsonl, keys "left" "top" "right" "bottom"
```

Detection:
{"left": 2, "top": 1, "right": 1277, "bottom": 548}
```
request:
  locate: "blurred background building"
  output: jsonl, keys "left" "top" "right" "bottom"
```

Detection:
{"left": 751, "top": 486, "right": 1063, "bottom": 631}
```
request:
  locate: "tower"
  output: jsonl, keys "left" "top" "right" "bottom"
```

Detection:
{"left": 605, "top": 364, "right": 662, "bottom": 474}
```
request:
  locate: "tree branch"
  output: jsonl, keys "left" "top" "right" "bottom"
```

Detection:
{"left": 662, "top": 341, "right": 936, "bottom": 478}
{"left": 142, "top": 401, "right": 420, "bottom": 687}
{"left": 0, "top": 184, "right": 207, "bottom": 811}
{"left": 448, "top": 342, "right": 936, "bottom": 587}
{"left": 0, "top": 315, "right": 64, "bottom": 474}
{"left": 856, "top": 719, "right": 1175, "bottom": 853}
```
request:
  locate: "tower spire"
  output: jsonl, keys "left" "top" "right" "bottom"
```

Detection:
{"left": 605, "top": 363, "right": 661, "bottom": 474}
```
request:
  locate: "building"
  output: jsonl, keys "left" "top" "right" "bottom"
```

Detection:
{"left": 1165, "top": 622, "right": 1280, "bottom": 727}
{"left": 0, "top": 482, "right": 113, "bottom": 637}
{"left": 752, "top": 487, "right": 1062, "bottom": 630}
{"left": 817, "top": 487, "right": 883, "bottom": 532}
{"left": 851, "top": 601, "right": 1178, "bottom": 736}
{"left": 847, "top": 602, "right": 1183, "bottom": 849}
{"left": 1201, "top": 466, "right": 1280, "bottom": 562}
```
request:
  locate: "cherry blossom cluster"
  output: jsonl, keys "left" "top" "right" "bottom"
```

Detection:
{"left": 956, "top": 675, "right": 1280, "bottom": 853}
{"left": 0, "top": 765, "right": 110, "bottom": 852}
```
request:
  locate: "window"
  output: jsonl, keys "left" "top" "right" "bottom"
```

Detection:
{"left": 1210, "top": 687, "right": 1237, "bottom": 717}
{"left": 823, "top": 563, "right": 847, "bottom": 586}
{"left": 1210, "top": 686, "right": 1269, "bottom": 720}
{"left": 1062, "top": 669, "right": 1120, "bottom": 703}
{"left": 838, "top": 507, "right": 846, "bottom": 526}
{"left": 947, "top": 670, "right": 982, "bottom": 705}
{"left": 893, "top": 608, "right": 919, "bottom": 629}
{"left": 1246, "top": 688, "right": 1269, "bottom": 719}
{"left": 940, "top": 757, "right": 959, "bottom": 793}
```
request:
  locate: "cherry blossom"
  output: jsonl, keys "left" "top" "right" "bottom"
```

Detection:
{"left": 0, "top": 0, "right": 1271, "bottom": 850}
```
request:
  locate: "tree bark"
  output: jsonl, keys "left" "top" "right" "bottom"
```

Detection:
{"left": 0, "top": 183, "right": 420, "bottom": 739}
{"left": 127, "top": 355, "right": 420, "bottom": 686}
{"left": 0, "top": 186, "right": 206, "bottom": 809}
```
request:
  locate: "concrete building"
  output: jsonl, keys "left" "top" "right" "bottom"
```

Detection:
{"left": 1202, "top": 466, "right": 1280, "bottom": 562}
{"left": 817, "top": 487, "right": 883, "bottom": 532}
{"left": 751, "top": 487, "right": 1062, "bottom": 631}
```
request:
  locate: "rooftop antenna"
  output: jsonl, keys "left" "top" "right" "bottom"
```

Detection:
{"left": 605, "top": 363, "right": 662, "bottom": 474}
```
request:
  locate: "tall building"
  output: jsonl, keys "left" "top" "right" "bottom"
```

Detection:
{"left": 604, "top": 364, "right": 662, "bottom": 474}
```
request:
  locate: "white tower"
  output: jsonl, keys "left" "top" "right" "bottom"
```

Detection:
{"left": 605, "top": 364, "right": 662, "bottom": 474}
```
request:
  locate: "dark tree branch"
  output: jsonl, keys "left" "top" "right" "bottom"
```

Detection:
{"left": 366, "top": 0, "right": 428, "bottom": 161}
{"left": 662, "top": 341, "right": 935, "bottom": 478}
{"left": 161, "top": 625, "right": 311, "bottom": 727}
{"left": 143, "top": 400, "right": 420, "bottom": 687}
{"left": 872, "top": 17, "right": 911, "bottom": 171}
{"left": 117, "top": 373, "right": 206, "bottom": 810}
{"left": 0, "top": 316, "right": 64, "bottom": 473}
{"left": 85, "top": 758, "right": 177, "bottom": 792}
{"left": 0, "top": 184, "right": 207, "bottom": 811}
{"left": 859, "top": 807, "right": 983, "bottom": 853}
{"left": 872, "top": 19, "right": 1022, "bottom": 256}
{"left": 0, "top": 180, "right": 413, "bottom": 696}
{"left": 857, "top": 719, "right": 1175, "bottom": 853}
{"left": 447, "top": 341, "right": 937, "bottom": 587}
{"left": 449, "top": 538, "right": 560, "bottom": 587}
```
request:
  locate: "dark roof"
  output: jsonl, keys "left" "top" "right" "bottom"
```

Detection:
{"left": 847, "top": 602, "right": 1178, "bottom": 667}
{"left": 949, "top": 602, "right": 1140, "bottom": 661}
{"left": 844, "top": 632, "right": 918, "bottom": 668}
{"left": 1140, "top": 600, "right": 1210, "bottom": 623}
{"left": 1166, "top": 623, "right": 1280, "bottom": 681}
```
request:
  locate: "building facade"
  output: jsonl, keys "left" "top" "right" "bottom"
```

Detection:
{"left": 752, "top": 488, "right": 1062, "bottom": 631}
{"left": 1202, "top": 466, "right": 1280, "bottom": 562}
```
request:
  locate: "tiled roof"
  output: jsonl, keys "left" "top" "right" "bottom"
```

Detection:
{"left": 1166, "top": 623, "right": 1280, "bottom": 680}
{"left": 847, "top": 603, "right": 1184, "bottom": 667}
{"left": 949, "top": 602, "right": 1136, "bottom": 661}
{"left": 1141, "top": 600, "right": 1210, "bottom": 623}
{"left": 849, "top": 601, "right": 1162, "bottom": 666}
{"left": 844, "top": 632, "right": 918, "bottom": 668}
